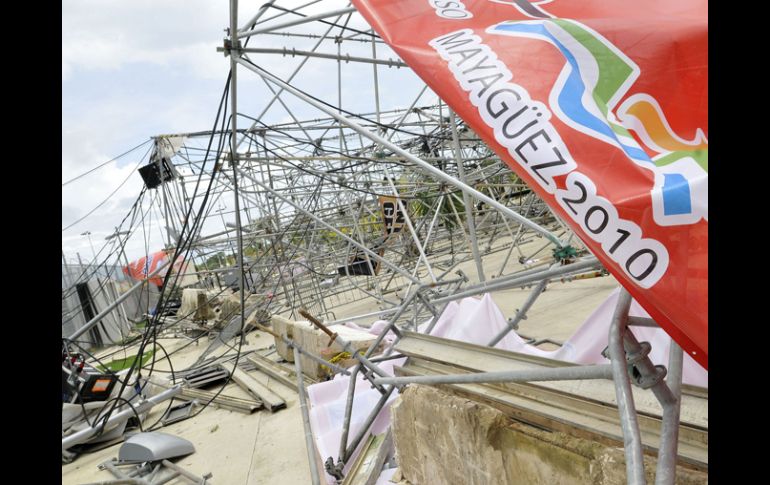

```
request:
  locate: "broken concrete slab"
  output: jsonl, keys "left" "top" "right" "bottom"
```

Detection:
{"left": 271, "top": 314, "right": 296, "bottom": 362}
{"left": 179, "top": 289, "right": 217, "bottom": 321}
{"left": 391, "top": 385, "right": 707, "bottom": 485}
{"left": 292, "top": 322, "right": 381, "bottom": 380}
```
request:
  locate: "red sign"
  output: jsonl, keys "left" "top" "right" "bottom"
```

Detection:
{"left": 353, "top": 0, "right": 708, "bottom": 367}
{"left": 123, "top": 250, "right": 186, "bottom": 287}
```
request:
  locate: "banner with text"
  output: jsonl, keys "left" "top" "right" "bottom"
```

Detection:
{"left": 353, "top": 0, "right": 708, "bottom": 367}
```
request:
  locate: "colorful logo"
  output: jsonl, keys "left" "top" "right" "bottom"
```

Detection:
{"left": 488, "top": 18, "right": 707, "bottom": 227}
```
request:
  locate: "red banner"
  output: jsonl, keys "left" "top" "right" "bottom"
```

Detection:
{"left": 123, "top": 250, "right": 187, "bottom": 287}
{"left": 353, "top": 0, "right": 708, "bottom": 368}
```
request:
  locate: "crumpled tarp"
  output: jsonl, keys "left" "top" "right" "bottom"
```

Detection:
{"left": 306, "top": 290, "right": 706, "bottom": 482}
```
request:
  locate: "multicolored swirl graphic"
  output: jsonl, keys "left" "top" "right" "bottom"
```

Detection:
{"left": 489, "top": 19, "right": 708, "bottom": 226}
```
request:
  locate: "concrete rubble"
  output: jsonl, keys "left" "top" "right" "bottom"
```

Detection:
{"left": 271, "top": 315, "right": 382, "bottom": 379}
{"left": 392, "top": 385, "right": 707, "bottom": 485}
{"left": 61, "top": 3, "right": 707, "bottom": 482}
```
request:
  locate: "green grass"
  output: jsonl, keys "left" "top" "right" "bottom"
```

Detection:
{"left": 97, "top": 349, "right": 155, "bottom": 373}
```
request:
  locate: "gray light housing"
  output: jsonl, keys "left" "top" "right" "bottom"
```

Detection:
{"left": 118, "top": 432, "right": 195, "bottom": 463}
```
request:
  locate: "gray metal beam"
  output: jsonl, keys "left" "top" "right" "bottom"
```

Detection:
{"left": 234, "top": 57, "right": 565, "bottom": 248}
{"left": 220, "top": 47, "right": 407, "bottom": 68}
{"left": 237, "top": 7, "right": 357, "bottom": 39}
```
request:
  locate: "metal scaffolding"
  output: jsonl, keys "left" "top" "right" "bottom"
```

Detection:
{"left": 61, "top": 2, "right": 701, "bottom": 484}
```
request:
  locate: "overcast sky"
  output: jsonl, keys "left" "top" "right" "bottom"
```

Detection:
{"left": 62, "top": 0, "right": 428, "bottom": 266}
{"left": 63, "top": 0, "right": 233, "bottom": 262}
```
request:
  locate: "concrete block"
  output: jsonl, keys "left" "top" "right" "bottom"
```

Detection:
{"left": 294, "top": 323, "right": 380, "bottom": 379}
{"left": 178, "top": 289, "right": 216, "bottom": 321}
{"left": 270, "top": 315, "right": 381, "bottom": 376}
{"left": 392, "top": 385, "right": 707, "bottom": 485}
{"left": 271, "top": 315, "right": 296, "bottom": 362}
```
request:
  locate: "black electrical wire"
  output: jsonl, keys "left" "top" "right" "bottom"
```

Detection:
{"left": 87, "top": 71, "right": 234, "bottom": 429}
{"left": 62, "top": 144, "right": 153, "bottom": 232}
{"left": 62, "top": 139, "right": 153, "bottom": 187}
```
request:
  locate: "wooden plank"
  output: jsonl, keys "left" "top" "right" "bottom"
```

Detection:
{"left": 229, "top": 366, "right": 287, "bottom": 412}
{"left": 394, "top": 331, "right": 708, "bottom": 429}
{"left": 396, "top": 359, "right": 707, "bottom": 470}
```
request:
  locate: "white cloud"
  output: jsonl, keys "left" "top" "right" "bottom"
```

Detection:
{"left": 62, "top": 0, "right": 431, "bottom": 263}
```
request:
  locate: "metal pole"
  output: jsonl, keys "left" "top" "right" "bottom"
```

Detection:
{"left": 382, "top": 167, "right": 437, "bottom": 283}
{"left": 67, "top": 259, "right": 171, "bottom": 341}
{"left": 62, "top": 386, "right": 182, "bottom": 450}
{"left": 371, "top": 29, "right": 382, "bottom": 127}
{"left": 336, "top": 283, "right": 452, "bottom": 461}
{"left": 294, "top": 347, "right": 322, "bottom": 485}
{"left": 236, "top": 16, "right": 344, "bottom": 151}
{"left": 235, "top": 167, "right": 422, "bottom": 284}
{"left": 487, "top": 277, "right": 548, "bottom": 346}
{"left": 430, "top": 257, "right": 600, "bottom": 305}
{"left": 238, "top": 0, "right": 276, "bottom": 31}
{"left": 159, "top": 460, "right": 211, "bottom": 484}
{"left": 607, "top": 289, "right": 646, "bottom": 485}
{"left": 449, "top": 108, "right": 485, "bottom": 283}
{"left": 372, "top": 364, "right": 613, "bottom": 386}
{"left": 237, "top": 7, "right": 358, "bottom": 39}
{"left": 654, "top": 340, "right": 683, "bottom": 485}
{"left": 80, "top": 479, "right": 151, "bottom": 485}
{"left": 220, "top": 47, "right": 407, "bottom": 67}
{"left": 86, "top": 232, "right": 97, "bottom": 261}
{"left": 229, "top": 0, "right": 247, "bottom": 354}
{"left": 337, "top": 365, "right": 360, "bottom": 462}
{"left": 62, "top": 250, "right": 74, "bottom": 289}
{"left": 234, "top": 57, "right": 565, "bottom": 248}
{"left": 343, "top": 385, "right": 396, "bottom": 462}
{"left": 614, "top": 327, "right": 678, "bottom": 485}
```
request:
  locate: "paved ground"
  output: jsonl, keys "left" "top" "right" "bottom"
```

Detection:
{"left": 63, "top": 233, "right": 620, "bottom": 484}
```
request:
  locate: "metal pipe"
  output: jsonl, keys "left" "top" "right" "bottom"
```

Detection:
{"left": 237, "top": 7, "right": 357, "bottom": 39}
{"left": 343, "top": 385, "right": 396, "bottom": 462}
{"left": 227, "top": 47, "right": 407, "bottom": 67}
{"left": 229, "top": 0, "right": 249, "bottom": 400}
{"left": 235, "top": 167, "right": 422, "bottom": 284}
{"left": 160, "top": 460, "right": 211, "bottom": 484}
{"left": 487, "top": 277, "right": 548, "bottom": 346}
{"left": 627, "top": 316, "right": 659, "bottom": 327}
{"left": 449, "top": 108, "right": 485, "bottom": 283}
{"left": 80, "top": 479, "right": 151, "bottom": 485}
{"left": 430, "top": 257, "right": 600, "bottom": 305}
{"left": 294, "top": 346, "right": 321, "bottom": 485}
{"left": 62, "top": 386, "right": 182, "bottom": 450}
{"left": 382, "top": 167, "right": 437, "bottom": 282}
{"left": 325, "top": 305, "right": 405, "bottom": 325}
{"left": 337, "top": 287, "right": 424, "bottom": 460}
{"left": 235, "top": 57, "right": 564, "bottom": 247}
{"left": 607, "top": 289, "right": 646, "bottom": 485}
{"left": 372, "top": 364, "right": 613, "bottom": 386}
{"left": 337, "top": 364, "right": 360, "bottom": 462}
{"left": 67, "top": 259, "right": 171, "bottom": 341}
{"left": 238, "top": 0, "right": 276, "bottom": 31}
{"left": 152, "top": 471, "right": 181, "bottom": 485}
{"left": 655, "top": 341, "right": 683, "bottom": 485}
